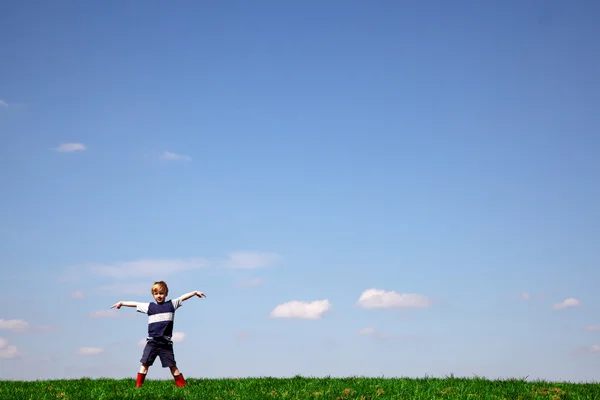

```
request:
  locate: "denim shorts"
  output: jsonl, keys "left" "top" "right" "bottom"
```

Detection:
{"left": 140, "top": 339, "right": 177, "bottom": 368}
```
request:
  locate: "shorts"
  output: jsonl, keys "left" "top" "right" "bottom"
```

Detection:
{"left": 140, "top": 339, "right": 177, "bottom": 368}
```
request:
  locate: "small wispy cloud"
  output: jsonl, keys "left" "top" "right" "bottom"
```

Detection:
{"left": 224, "top": 252, "right": 280, "bottom": 269}
{"left": 585, "top": 326, "right": 600, "bottom": 331}
{"left": 60, "top": 251, "right": 278, "bottom": 284}
{"left": 70, "top": 290, "right": 85, "bottom": 299}
{"left": 77, "top": 347, "right": 104, "bottom": 356}
{"left": 55, "top": 143, "right": 87, "bottom": 152}
{"left": 0, "top": 319, "right": 55, "bottom": 334}
{"left": 0, "top": 337, "right": 19, "bottom": 359}
{"left": 552, "top": 297, "right": 580, "bottom": 310}
{"left": 573, "top": 344, "right": 600, "bottom": 355}
{"left": 358, "top": 327, "right": 375, "bottom": 335}
{"left": 160, "top": 151, "right": 191, "bottom": 162}
{"left": 269, "top": 299, "right": 332, "bottom": 320}
{"left": 0, "top": 319, "right": 30, "bottom": 333}
{"left": 356, "top": 289, "right": 432, "bottom": 309}
{"left": 88, "top": 258, "right": 207, "bottom": 280}
{"left": 520, "top": 291, "right": 531, "bottom": 300}
{"left": 171, "top": 332, "right": 185, "bottom": 343}
{"left": 0, "top": 99, "right": 7, "bottom": 107}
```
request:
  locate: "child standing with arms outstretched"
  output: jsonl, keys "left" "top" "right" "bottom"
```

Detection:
{"left": 111, "top": 281, "right": 206, "bottom": 387}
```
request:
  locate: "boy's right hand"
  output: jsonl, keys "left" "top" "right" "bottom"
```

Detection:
{"left": 111, "top": 301, "right": 123, "bottom": 309}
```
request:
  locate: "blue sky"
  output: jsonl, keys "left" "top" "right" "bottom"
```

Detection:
{"left": 1, "top": 0, "right": 600, "bottom": 382}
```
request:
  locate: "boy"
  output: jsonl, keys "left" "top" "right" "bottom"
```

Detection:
{"left": 110, "top": 281, "right": 206, "bottom": 387}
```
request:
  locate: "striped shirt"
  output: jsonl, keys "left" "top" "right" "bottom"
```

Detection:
{"left": 136, "top": 297, "right": 184, "bottom": 343}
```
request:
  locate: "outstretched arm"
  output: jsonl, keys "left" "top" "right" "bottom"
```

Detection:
{"left": 179, "top": 291, "right": 206, "bottom": 302}
{"left": 111, "top": 301, "right": 140, "bottom": 309}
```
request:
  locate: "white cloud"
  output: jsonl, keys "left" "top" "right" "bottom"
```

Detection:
{"left": 62, "top": 252, "right": 278, "bottom": 283}
{"left": 55, "top": 143, "right": 87, "bottom": 152}
{"left": 224, "top": 252, "right": 280, "bottom": 269}
{"left": 77, "top": 347, "right": 104, "bottom": 356}
{"left": 0, "top": 319, "right": 30, "bottom": 332}
{"left": 585, "top": 326, "right": 600, "bottom": 331}
{"left": 0, "top": 347, "right": 20, "bottom": 359}
{"left": 269, "top": 299, "right": 332, "bottom": 320}
{"left": 237, "top": 278, "right": 263, "bottom": 288}
{"left": 88, "top": 258, "right": 207, "bottom": 280}
{"left": 160, "top": 151, "right": 191, "bottom": 161}
{"left": 0, "top": 337, "right": 19, "bottom": 359}
{"left": 574, "top": 344, "right": 600, "bottom": 355}
{"left": 358, "top": 327, "right": 374, "bottom": 335}
{"left": 172, "top": 332, "right": 185, "bottom": 343}
{"left": 552, "top": 297, "right": 580, "bottom": 310}
{"left": 356, "top": 289, "right": 432, "bottom": 309}
{"left": 520, "top": 291, "right": 531, "bottom": 300}
{"left": 71, "top": 290, "right": 85, "bottom": 299}
{"left": 0, "top": 99, "right": 7, "bottom": 107}
{"left": 0, "top": 320, "right": 55, "bottom": 334}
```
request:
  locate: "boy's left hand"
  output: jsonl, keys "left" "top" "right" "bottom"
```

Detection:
{"left": 111, "top": 301, "right": 123, "bottom": 309}
{"left": 195, "top": 291, "right": 206, "bottom": 298}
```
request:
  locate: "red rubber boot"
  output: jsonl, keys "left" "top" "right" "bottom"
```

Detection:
{"left": 174, "top": 373, "right": 186, "bottom": 387}
{"left": 136, "top": 372, "right": 146, "bottom": 387}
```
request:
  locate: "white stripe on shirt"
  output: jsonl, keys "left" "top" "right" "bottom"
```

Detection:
{"left": 148, "top": 312, "right": 174, "bottom": 324}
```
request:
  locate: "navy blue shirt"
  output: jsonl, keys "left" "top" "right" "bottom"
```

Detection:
{"left": 137, "top": 297, "right": 183, "bottom": 342}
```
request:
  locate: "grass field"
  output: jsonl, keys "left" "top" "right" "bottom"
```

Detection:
{"left": 1, "top": 376, "right": 599, "bottom": 399}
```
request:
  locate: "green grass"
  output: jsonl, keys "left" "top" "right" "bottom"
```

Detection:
{"left": 1, "top": 376, "right": 599, "bottom": 399}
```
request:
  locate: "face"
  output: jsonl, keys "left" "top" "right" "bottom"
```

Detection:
{"left": 153, "top": 290, "right": 167, "bottom": 303}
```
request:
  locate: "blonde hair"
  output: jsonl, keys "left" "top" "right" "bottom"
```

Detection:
{"left": 151, "top": 281, "right": 169, "bottom": 296}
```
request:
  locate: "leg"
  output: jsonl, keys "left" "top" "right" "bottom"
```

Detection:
{"left": 172, "top": 366, "right": 186, "bottom": 387}
{"left": 139, "top": 363, "right": 149, "bottom": 374}
{"left": 169, "top": 365, "right": 181, "bottom": 376}
{"left": 137, "top": 342, "right": 158, "bottom": 387}
{"left": 136, "top": 364, "right": 148, "bottom": 387}
{"left": 160, "top": 344, "right": 186, "bottom": 387}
